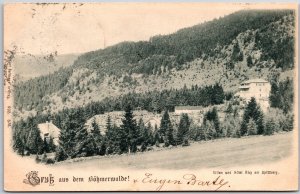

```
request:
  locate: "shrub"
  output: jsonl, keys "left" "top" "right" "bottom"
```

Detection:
{"left": 46, "top": 159, "right": 55, "bottom": 164}
{"left": 247, "top": 118, "right": 257, "bottom": 136}
{"left": 182, "top": 138, "right": 190, "bottom": 147}
{"left": 264, "top": 119, "right": 275, "bottom": 136}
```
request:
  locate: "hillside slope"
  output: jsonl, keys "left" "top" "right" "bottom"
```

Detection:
{"left": 13, "top": 10, "right": 295, "bottom": 119}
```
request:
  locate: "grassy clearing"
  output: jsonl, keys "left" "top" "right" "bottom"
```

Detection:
{"left": 55, "top": 132, "right": 292, "bottom": 169}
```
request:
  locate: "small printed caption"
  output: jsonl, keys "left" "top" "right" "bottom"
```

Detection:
{"left": 213, "top": 170, "right": 279, "bottom": 175}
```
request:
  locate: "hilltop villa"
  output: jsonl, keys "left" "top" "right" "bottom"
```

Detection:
{"left": 235, "top": 79, "right": 271, "bottom": 112}
{"left": 37, "top": 121, "right": 60, "bottom": 145}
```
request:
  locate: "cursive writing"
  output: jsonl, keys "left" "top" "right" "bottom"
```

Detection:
{"left": 141, "top": 173, "right": 229, "bottom": 191}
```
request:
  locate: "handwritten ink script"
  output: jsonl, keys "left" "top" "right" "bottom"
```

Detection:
{"left": 135, "top": 173, "right": 230, "bottom": 191}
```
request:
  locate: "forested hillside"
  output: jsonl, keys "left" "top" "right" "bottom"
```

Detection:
{"left": 13, "top": 10, "right": 295, "bottom": 119}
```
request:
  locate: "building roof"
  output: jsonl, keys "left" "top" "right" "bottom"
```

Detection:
{"left": 239, "top": 85, "right": 250, "bottom": 89}
{"left": 241, "top": 79, "right": 269, "bottom": 84}
{"left": 175, "top": 106, "right": 203, "bottom": 110}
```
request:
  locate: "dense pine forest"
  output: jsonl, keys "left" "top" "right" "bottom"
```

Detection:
{"left": 12, "top": 78, "right": 294, "bottom": 163}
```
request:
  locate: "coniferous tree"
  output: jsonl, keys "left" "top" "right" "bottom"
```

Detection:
{"left": 246, "top": 55, "right": 253, "bottom": 67}
{"left": 264, "top": 119, "right": 275, "bottom": 135}
{"left": 121, "top": 105, "right": 139, "bottom": 153}
{"left": 159, "top": 110, "right": 175, "bottom": 146}
{"left": 153, "top": 124, "right": 161, "bottom": 145}
{"left": 26, "top": 126, "right": 44, "bottom": 154}
{"left": 89, "top": 119, "right": 103, "bottom": 155}
{"left": 12, "top": 128, "right": 26, "bottom": 156}
{"left": 197, "top": 126, "right": 207, "bottom": 141}
{"left": 176, "top": 113, "right": 190, "bottom": 145}
{"left": 74, "top": 124, "right": 90, "bottom": 157}
{"left": 247, "top": 118, "right": 257, "bottom": 135}
{"left": 204, "top": 121, "right": 217, "bottom": 140}
{"left": 137, "top": 118, "right": 146, "bottom": 145}
{"left": 159, "top": 110, "right": 171, "bottom": 140}
{"left": 56, "top": 109, "right": 84, "bottom": 160}
{"left": 240, "top": 97, "right": 264, "bottom": 136}
{"left": 203, "top": 107, "right": 221, "bottom": 137}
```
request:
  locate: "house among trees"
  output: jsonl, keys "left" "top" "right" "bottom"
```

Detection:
{"left": 235, "top": 79, "right": 271, "bottom": 112}
{"left": 37, "top": 121, "right": 60, "bottom": 146}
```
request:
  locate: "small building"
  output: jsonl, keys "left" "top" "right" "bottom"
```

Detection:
{"left": 235, "top": 79, "right": 271, "bottom": 112}
{"left": 174, "top": 106, "right": 204, "bottom": 114}
{"left": 37, "top": 121, "right": 60, "bottom": 146}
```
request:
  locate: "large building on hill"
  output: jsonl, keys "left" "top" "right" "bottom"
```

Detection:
{"left": 235, "top": 79, "right": 271, "bottom": 112}
{"left": 37, "top": 121, "right": 60, "bottom": 145}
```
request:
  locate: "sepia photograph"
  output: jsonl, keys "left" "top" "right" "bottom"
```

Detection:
{"left": 3, "top": 2, "right": 298, "bottom": 191}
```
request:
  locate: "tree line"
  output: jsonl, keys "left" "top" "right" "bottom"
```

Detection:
{"left": 12, "top": 96, "right": 294, "bottom": 163}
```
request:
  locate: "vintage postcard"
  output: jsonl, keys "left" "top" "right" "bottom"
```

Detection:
{"left": 3, "top": 2, "right": 298, "bottom": 191}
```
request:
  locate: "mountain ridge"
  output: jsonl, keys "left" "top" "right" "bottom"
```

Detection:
{"left": 13, "top": 9, "right": 295, "bottom": 119}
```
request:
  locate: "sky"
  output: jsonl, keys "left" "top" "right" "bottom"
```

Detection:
{"left": 4, "top": 3, "right": 296, "bottom": 55}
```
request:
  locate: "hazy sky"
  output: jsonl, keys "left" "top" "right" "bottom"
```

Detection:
{"left": 4, "top": 3, "right": 295, "bottom": 55}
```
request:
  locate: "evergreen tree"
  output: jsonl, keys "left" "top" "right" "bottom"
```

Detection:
{"left": 159, "top": 110, "right": 171, "bottom": 140}
{"left": 176, "top": 113, "right": 190, "bottom": 145}
{"left": 57, "top": 109, "right": 84, "bottom": 159}
{"left": 106, "top": 115, "right": 112, "bottom": 132}
{"left": 121, "top": 105, "right": 139, "bottom": 153}
{"left": 203, "top": 107, "right": 221, "bottom": 137}
{"left": 204, "top": 121, "right": 217, "bottom": 140}
{"left": 165, "top": 122, "right": 175, "bottom": 147}
{"left": 264, "top": 119, "right": 275, "bottom": 135}
{"left": 240, "top": 97, "right": 264, "bottom": 136}
{"left": 247, "top": 118, "right": 257, "bottom": 135}
{"left": 89, "top": 119, "right": 103, "bottom": 155}
{"left": 26, "top": 126, "right": 44, "bottom": 154}
{"left": 12, "top": 128, "right": 26, "bottom": 156}
{"left": 55, "top": 146, "right": 68, "bottom": 162}
{"left": 140, "top": 122, "right": 153, "bottom": 151}
{"left": 246, "top": 55, "right": 253, "bottom": 67}
{"left": 74, "top": 124, "right": 90, "bottom": 157}
{"left": 152, "top": 124, "right": 161, "bottom": 145}
{"left": 137, "top": 118, "right": 146, "bottom": 145}
{"left": 197, "top": 126, "right": 207, "bottom": 141}
{"left": 160, "top": 110, "right": 175, "bottom": 146}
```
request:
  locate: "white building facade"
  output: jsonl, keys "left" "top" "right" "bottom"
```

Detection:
{"left": 38, "top": 121, "right": 60, "bottom": 145}
{"left": 235, "top": 79, "right": 271, "bottom": 112}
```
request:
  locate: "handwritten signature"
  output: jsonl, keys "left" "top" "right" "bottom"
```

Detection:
{"left": 140, "top": 173, "right": 229, "bottom": 191}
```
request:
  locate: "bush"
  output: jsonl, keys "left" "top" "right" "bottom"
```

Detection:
{"left": 46, "top": 158, "right": 55, "bottom": 164}
{"left": 247, "top": 118, "right": 257, "bottom": 136}
{"left": 55, "top": 146, "right": 68, "bottom": 162}
{"left": 264, "top": 119, "right": 275, "bottom": 136}
{"left": 182, "top": 138, "right": 190, "bottom": 147}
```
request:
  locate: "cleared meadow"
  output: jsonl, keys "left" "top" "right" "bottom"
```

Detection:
{"left": 56, "top": 132, "right": 293, "bottom": 169}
